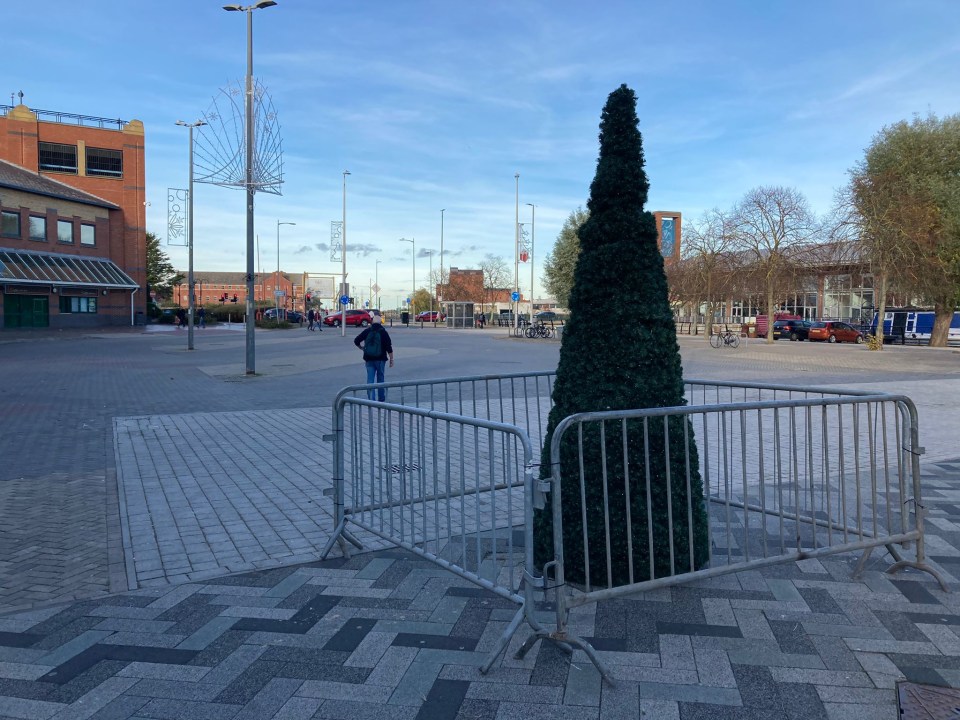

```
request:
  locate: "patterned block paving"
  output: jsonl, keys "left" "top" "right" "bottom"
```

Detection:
{"left": 0, "top": 518, "right": 958, "bottom": 720}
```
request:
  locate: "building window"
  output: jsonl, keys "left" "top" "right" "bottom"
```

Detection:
{"left": 29, "top": 216, "right": 47, "bottom": 241}
{"left": 85, "top": 147, "right": 123, "bottom": 178}
{"left": 59, "top": 296, "right": 97, "bottom": 313}
{"left": 80, "top": 224, "right": 95, "bottom": 246}
{"left": 39, "top": 142, "right": 78, "bottom": 174}
{"left": 57, "top": 219, "right": 74, "bottom": 243}
{"left": 1, "top": 210, "right": 20, "bottom": 238}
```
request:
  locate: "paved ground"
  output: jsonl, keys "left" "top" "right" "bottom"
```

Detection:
{"left": 2, "top": 325, "right": 960, "bottom": 718}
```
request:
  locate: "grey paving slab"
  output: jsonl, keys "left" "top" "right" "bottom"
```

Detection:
{"left": 6, "top": 328, "right": 960, "bottom": 719}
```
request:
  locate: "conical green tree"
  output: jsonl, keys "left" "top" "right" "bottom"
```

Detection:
{"left": 533, "top": 85, "right": 709, "bottom": 587}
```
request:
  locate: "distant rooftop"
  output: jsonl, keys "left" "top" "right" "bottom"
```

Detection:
{"left": 0, "top": 104, "right": 128, "bottom": 130}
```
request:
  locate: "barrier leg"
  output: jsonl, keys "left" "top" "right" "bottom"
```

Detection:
{"left": 480, "top": 606, "right": 526, "bottom": 675}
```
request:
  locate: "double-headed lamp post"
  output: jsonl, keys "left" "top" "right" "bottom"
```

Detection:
{"left": 526, "top": 202, "right": 535, "bottom": 319}
{"left": 276, "top": 220, "right": 295, "bottom": 319}
{"left": 175, "top": 119, "right": 205, "bottom": 351}
{"left": 400, "top": 238, "right": 415, "bottom": 318}
{"left": 223, "top": 0, "right": 277, "bottom": 374}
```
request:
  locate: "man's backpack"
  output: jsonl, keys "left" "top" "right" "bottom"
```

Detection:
{"left": 364, "top": 327, "right": 382, "bottom": 357}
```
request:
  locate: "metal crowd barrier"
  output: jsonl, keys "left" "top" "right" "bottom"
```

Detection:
{"left": 323, "top": 372, "right": 944, "bottom": 682}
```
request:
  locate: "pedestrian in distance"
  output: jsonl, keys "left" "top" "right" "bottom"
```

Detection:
{"left": 353, "top": 311, "right": 394, "bottom": 401}
{"left": 175, "top": 307, "right": 187, "bottom": 329}
{"left": 307, "top": 308, "right": 315, "bottom": 331}
{"left": 197, "top": 306, "right": 206, "bottom": 329}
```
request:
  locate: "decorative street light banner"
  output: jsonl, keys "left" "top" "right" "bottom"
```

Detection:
{"left": 167, "top": 188, "right": 188, "bottom": 246}
{"left": 330, "top": 221, "right": 343, "bottom": 262}
{"left": 192, "top": 79, "right": 284, "bottom": 195}
{"left": 519, "top": 223, "right": 530, "bottom": 262}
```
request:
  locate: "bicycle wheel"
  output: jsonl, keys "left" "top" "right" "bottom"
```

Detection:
{"left": 543, "top": 327, "right": 554, "bottom": 339}
{"left": 728, "top": 334, "right": 740, "bottom": 348}
{"left": 709, "top": 333, "right": 722, "bottom": 348}
{"left": 525, "top": 327, "right": 536, "bottom": 338}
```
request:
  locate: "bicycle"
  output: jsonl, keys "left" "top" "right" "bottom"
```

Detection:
{"left": 525, "top": 321, "right": 554, "bottom": 339}
{"left": 709, "top": 326, "right": 740, "bottom": 349}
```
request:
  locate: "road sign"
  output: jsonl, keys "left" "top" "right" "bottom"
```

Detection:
{"left": 365, "top": 301, "right": 369, "bottom": 307}
{"left": 274, "top": 290, "right": 285, "bottom": 298}
{"left": 340, "top": 295, "right": 349, "bottom": 305}
{"left": 371, "top": 283, "right": 380, "bottom": 294}
{"left": 511, "top": 291, "right": 520, "bottom": 302}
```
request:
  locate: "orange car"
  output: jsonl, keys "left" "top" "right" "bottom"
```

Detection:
{"left": 808, "top": 321, "right": 864, "bottom": 344}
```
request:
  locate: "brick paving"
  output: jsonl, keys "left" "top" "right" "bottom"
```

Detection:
{"left": 3, "top": 328, "right": 960, "bottom": 717}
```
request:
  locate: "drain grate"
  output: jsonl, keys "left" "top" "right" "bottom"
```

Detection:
{"left": 898, "top": 681, "right": 960, "bottom": 719}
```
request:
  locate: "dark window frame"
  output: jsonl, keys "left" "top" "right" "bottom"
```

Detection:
{"left": 29, "top": 215, "right": 47, "bottom": 242}
{"left": 59, "top": 296, "right": 98, "bottom": 314}
{"left": 1, "top": 210, "right": 21, "bottom": 238}
{"left": 80, "top": 224, "right": 96, "bottom": 246}
{"left": 38, "top": 142, "right": 78, "bottom": 174}
{"left": 57, "top": 219, "right": 74, "bottom": 244}
{"left": 85, "top": 146, "right": 123, "bottom": 178}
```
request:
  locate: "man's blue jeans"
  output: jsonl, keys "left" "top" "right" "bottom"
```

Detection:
{"left": 366, "top": 360, "right": 386, "bottom": 401}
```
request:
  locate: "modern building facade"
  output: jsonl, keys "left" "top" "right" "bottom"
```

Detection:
{"left": 0, "top": 103, "right": 146, "bottom": 328}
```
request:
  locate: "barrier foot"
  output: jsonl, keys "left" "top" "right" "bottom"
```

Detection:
{"left": 512, "top": 628, "right": 612, "bottom": 685}
{"left": 480, "top": 606, "right": 526, "bottom": 675}
{"left": 886, "top": 559, "right": 950, "bottom": 593}
{"left": 342, "top": 528, "right": 364, "bottom": 550}
{"left": 321, "top": 519, "right": 349, "bottom": 560}
{"left": 852, "top": 546, "right": 874, "bottom": 579}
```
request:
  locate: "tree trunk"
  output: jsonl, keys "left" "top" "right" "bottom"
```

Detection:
{"left": 766, "top": 286, "right": 775, "bottom": 344}
{"left": 874, "top": 272, "right": 887, "bottom": 351}
{"left": 931, "top": 298, "right": 953, "bottom": 348}
{"left": 705, "top": 276, "right": 714, "bottom": 337}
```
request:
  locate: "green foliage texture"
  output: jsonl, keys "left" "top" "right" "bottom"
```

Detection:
{"left": 542, "top": 208, "right": 589, "bottom": 309}
{"left": 533, "top": 85, "right": 709, "bottom": 588}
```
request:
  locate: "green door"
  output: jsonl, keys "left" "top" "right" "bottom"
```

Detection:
{"left": 3, "top": 295, "right": 49, "bottom": 328}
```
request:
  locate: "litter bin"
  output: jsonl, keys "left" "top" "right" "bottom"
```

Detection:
{"left": 747, "top": 325, "right": 756, "bottom": 338}
{"left": 401, "top": 311, "right": 410, "bottom": 325}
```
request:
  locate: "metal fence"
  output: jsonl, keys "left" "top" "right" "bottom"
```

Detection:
{"left": 323, "top": 372, "right": 944, "bottom": 681}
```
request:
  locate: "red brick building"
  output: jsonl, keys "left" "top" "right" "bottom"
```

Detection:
{"left": 0, "top": 103, "right": 146, "bottom": 328}
{"left": 173, "top": 270, "right": 301, "bottom": 309}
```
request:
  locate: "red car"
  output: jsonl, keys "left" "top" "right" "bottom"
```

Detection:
{"left": 416, "top": 311, "right": 445, "bottom": 322}
{"left": 808, "top": 321, "right": 864, "bottom": 344}
{"left": 323, "top": 309, "right": 372, "bottom": 327}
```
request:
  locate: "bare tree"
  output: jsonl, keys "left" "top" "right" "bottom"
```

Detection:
{"left": 731, "top": 186, "right": 819, "bottom": 343}
{"left": 681, "top": 209, "right": 738, "bottom": 335}
{"left": 478, "top": 254, "right": 510, "bottom": 313}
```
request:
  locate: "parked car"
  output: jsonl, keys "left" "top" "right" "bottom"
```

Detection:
{"left": 261, "top": 308, "right": 303, "bottom": 323}
{"left": 772, "top": 319, "right": 812, "bottom": 341}
{"left": 416, "top": 310, "right": 445, "bottom": 322}
{"left": 323, "top": 309, "right": 372, "bottom": 327}
{"left": 808, "top": 321, "right": 864, "bottom": 344}
{"left": 534, "top": 311, "right": 559, "bottom": 323}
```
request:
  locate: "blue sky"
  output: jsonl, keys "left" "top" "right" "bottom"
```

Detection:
{"left": 5, "top": 0, "right": 959, "bottom": 304}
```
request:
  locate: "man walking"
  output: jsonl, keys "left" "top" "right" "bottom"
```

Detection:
{"left": 353, "top": 311, "right": 394, "bottom": 401}
{"left": 307, "top": 308, "right": 315, "bottom": 331}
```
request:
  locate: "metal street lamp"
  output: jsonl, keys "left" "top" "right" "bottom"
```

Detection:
{"left": 425, "top": 249, "right": 434, "bottom": 320}
{"left": 514, "top": 173, "right": 520, "bottom": 331}
{"left": 400, "top": 238, "right": 415, "bottom": 318}
{"left": 439, "top": 209, "right": 445, "bottom": 304}
{"left": 276, "top": 220, "right": 295, "bottom": 320}
{"left": 526, "top": 202, "right": 536, "bottom": 320}
{"left": 341, "top": 170, "right": 350, "bottom": 336}
{"left": 375, "top": 259, "right": 381, "bottom": 310}
{"left": 222, "top": 0, "right": 277, "bottom": 374}
{"left": 175, "top": 119, "right": 206, "bottom": 351}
